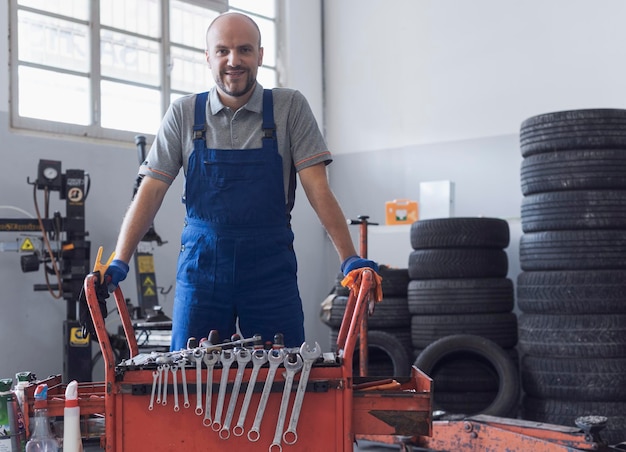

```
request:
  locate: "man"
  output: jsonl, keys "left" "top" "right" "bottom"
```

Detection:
{"left": 105, "top": 12, "right": 378, "bottom": 350}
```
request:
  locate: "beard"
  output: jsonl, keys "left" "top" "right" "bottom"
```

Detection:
{"left": 215, "top": 68, "right": 257, "bottom": 98}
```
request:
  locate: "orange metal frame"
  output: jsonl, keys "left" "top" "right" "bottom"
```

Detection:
{"left": 33, "top": 271, "right": 431, "bottom": 451}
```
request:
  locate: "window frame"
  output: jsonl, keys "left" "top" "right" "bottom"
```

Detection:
{"left": 8, "top": 0, "right": 279, "bottom": 144}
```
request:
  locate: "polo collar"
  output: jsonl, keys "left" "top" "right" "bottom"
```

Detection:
{"left": 208, "top": 83, "right": 265, "bottom": 116}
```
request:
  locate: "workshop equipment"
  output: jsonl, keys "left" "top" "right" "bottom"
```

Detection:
{"left": 0, "top": 160, "right": 92, "bottom": 382}
{"left": 22, "top": 269, "right": 430, "bottom": 451}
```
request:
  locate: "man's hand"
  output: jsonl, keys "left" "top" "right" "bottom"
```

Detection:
{"left": 341, "top": 255, "right": 379, "bottom": 276}
{"left": 104, "top": 259, "right": 129, "bottom": 293}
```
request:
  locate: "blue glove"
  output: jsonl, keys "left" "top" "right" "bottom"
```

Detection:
{"left": 104, "top": 259, "right": 129, "bottom": 293}
{"left": 341, "top": 255, "right": 379, "bottom": 276}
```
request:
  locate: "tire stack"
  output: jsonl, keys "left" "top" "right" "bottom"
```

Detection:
{"left": 408, "top": 217, "right": 520, "bottom": 417}
{"left": 320, "top": 265, "right": 412, "bottom": 376}
{"left": 518, "top": 108, "right": 626, "bottom": 445}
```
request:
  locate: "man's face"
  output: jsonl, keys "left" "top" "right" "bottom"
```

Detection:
{"left": 206, "top": 15, "right": 263, "bottom": 101}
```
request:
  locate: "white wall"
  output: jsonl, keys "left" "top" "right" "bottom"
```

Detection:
{"left": 323, "top": 0, "right": 626, "bottom": 153}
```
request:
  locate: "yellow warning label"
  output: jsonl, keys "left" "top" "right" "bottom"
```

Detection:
{"left": 142, "top": 276, "right": 155, "bottom": 287}
{"left": 70, "top": 327, "right": 90, "bottom": 346}
{"left": 137, "top": 255, "right": 155, "bottom": 273}
{"left": 143, "top": 286, "right": 156, "bottom": 296}
{"left": 20, "top": 238, "right": 35, "bottom": 251}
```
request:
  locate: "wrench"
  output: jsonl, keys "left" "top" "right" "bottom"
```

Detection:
{"left": 270, "top": 353, "right": 303, "bottom": 452}
{"left": 155, "top": 364, "right": 164, "bottom": 405}
{"left": 202, "top": 350, "right": 219, "bottom": 427}
{"left": 179, "top": 356, "right": 190, "bottom": 408}
{"left": 219, "top": 348, "right": 252, "bottom": 439}
{"left": 148, "top": 370, "right": 159, "bottom": 411}
{"left": 161, "top": 363, "right": 170, "bottom": 406}
{"left": 193, "top": 348, "right": 204, "bottom": 415}
{"left": 283, "top": 342, "right": 321, "bottom": 445}
{"left": 170, "top": 364, "right": 180, "bottom": 412}
{"left": 211, "top": 349, "right": 235, "bottom": 431}
{"left": 247, "top": 348, "right": 284, "bottom": 442}
{"left": 233, "top": 349, "right": 267, "bottom": 437}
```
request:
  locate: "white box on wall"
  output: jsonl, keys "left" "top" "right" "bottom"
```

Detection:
{"left": 419, "top": 181, "right": 455, "bottom": 220}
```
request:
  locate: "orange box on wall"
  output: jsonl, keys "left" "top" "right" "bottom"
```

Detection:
{"left": 385, "top": 199, "right": 418, "bottom": 225}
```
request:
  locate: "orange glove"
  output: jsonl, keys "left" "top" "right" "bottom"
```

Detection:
{"left": 341, "top": 267, "right": 383, "bottom": 304}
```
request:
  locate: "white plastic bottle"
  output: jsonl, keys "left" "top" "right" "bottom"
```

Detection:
{"left": 61, "top": 381, "right": 82, "bottom": 452}
{"left": 25, "top": 384, "right": 58, "bottom": 452}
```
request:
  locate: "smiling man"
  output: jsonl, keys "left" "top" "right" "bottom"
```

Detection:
{"left": 105, "top": 12, "right": 379, "bottom": 351}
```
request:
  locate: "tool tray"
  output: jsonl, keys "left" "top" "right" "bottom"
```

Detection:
{"left": 28, "top": 271, "right": 432, "bottom": 451}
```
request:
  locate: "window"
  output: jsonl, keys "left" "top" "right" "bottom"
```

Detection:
{"left": 9, "top": 0, "right": 279, "bottom": 143}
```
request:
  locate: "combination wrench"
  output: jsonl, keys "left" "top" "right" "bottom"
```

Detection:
{"left": 193, "top": 348, "right": 204, "bottom": 415}
{"left": 202, "top": 350, "right": 219, "bottom": 427}
{"left": 247, "top": 348, "right": 284, "bottom": 442}
{"left": 233, "top": 349, "right": 267, "bottom": 437}
{"left": 211, "top": 349, "right": 235, "bottom": 431}
{"left": 179, "top": 355, "right": 190, "bottom": 409}
{"left": 219, "top": 348, "right": 252, "bottom": 439}
{"left": 283, "top": 342, "right": 321, "bottom": 445}
{"left": 270, "top": 353, "right": 303, "bottom": 452}
{"left": 148, "top": 370, "right": 159, "bottom": 411}
{"left": 170, "top": 364, "right": 180, "bottom": 412}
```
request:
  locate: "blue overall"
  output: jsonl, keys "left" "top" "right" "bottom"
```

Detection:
{"left": 170, "top": 90, "right": 305, "bottom": 351}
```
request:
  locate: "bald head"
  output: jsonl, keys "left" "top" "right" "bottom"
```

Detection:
{"left": 206, "top": 12, "right": 262, "bottom": 50}
{"left": 204, "top": 11, "right": 264, "bottom": 110}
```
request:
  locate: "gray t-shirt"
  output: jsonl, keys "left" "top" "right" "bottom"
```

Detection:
{"left": 138, "top": 83, "right": 332, "bottom": 209}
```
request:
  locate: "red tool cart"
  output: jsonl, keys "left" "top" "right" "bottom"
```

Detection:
{"left": 24, "top": 270, "right": 432, "bottom": 451}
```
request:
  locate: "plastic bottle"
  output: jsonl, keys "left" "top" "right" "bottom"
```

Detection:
{"left": 0, "top": 377, "right": 27, "bottom": 451}
{"left": 61, "top": 381, "right": 82, "bottom": 452}
{"left": 25, "top": 384, "right": 58, "bottom": 452}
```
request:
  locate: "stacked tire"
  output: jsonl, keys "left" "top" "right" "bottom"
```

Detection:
{"left": 408, "top": 217, "right": 520, "bottom": 417}
{"left": 518, "top": 108, "right": 626, "bottom": 444}
{"left": 320, "top": 265, "right": 412, "bottom": 376}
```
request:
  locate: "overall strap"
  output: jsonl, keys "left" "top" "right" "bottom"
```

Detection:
{"left": 262, "top": 89, "right": 276, "bottom": 146}
{"left": 193, "top": 91, "right": 209, "bottom": 152}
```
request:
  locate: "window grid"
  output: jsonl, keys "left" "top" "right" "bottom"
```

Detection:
{"left": 9, "top": 0, "right": 278, "bottom": 143}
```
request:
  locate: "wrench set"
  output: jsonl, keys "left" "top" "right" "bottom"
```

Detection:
{"left": 118, "top": 333, "right": 323, "bottom": 451}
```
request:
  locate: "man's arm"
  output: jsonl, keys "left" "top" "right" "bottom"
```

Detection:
{"left": 113, "top": 176, "right": 170, "bottom": 263}
{"left": 298, "top": 162, "right": 357, "bottom": 261}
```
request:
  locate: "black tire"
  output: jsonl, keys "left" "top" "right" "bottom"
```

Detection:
{"left": 408, "top": 249, "right": 509, "bottom": 279}
{"left": 520, "top": 108, "right": 626, "bottom": 157}
{"left": 521, "top": 355, "right": 626, "bottom": 401}
{"left": 414, "top": 334, "right": 520, "bottom": 417}
{"left": 408, "top": 278, "right": 514, "bottom": 315}
{"left": 518, "top": 313, "right": 626, "bottom": 358}
{"left": 320, "top": 295, "right": 410, "bottom": 328}
{"left": 520, "top": 230, "right": 626, "bottom": 271}
{"left": 522, "top": 396, "right": 626, "bottom": 445}
{"left": 520, "top": 149, "right": 626, "bottom": 196}
{"left": 410, "top": 217, "right": 510, "bottom": 250}
{"left": 521, "top": 190, "right": 626, "bottom": 232}
{"left": 517, "top": 270, "right": 626, "bottom": 314}
{"left": 336, "top": 329, "right": 411, "bottom": 377}
{"left": 378, "top": 265, "right": 410, "bottom": 297}
{"left": 411, "top": 313, "right": 518, "bottom": 349}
